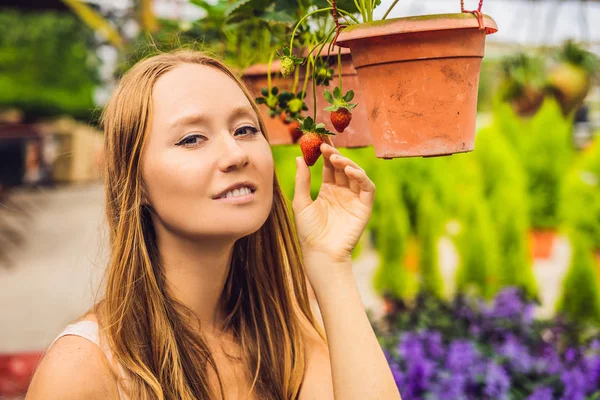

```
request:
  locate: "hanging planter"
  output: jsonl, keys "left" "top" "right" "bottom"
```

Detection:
{"left": 335, "top": 11, "right": 498, "bottom": 158}
{"left": 546, "top": 40, "right": 599, "bottom": 117}
{"left": 499, "top": 53, "right": 547, "bottom": 118}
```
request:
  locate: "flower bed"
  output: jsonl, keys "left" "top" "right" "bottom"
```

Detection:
{"left": 378, "top": 288, "right": 600, "bottom": 399}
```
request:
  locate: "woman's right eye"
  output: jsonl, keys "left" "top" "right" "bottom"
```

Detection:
{"left": 176, "top": 134, "right": 207, "bottom": 147}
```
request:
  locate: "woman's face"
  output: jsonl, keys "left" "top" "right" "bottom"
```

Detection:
{"left": 142, "top": 63, "right": 274, "bottom": 241}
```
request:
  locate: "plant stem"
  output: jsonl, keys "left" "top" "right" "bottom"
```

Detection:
{"left": 382, "top": 0, "right": 401, "bottom": 20}
{"left": 267, "top": 49, "right": 275, "bottom": 91}
{"left": 353, "top": 0, "right": 365, "bottom": 21}
{"left": 336, "top": 8, "right": 360, "bottom": 24}
{"left": 312, "top": 57, "right": 318, "bottom": 121}
{"left": 289, "top": 7, "right": 333, "bottom": 51}
{"left": 292, "top": 61, "right": 300, "bottom": 93}
{"left": 338, "top": 46, "right": 343, "bottom": 93}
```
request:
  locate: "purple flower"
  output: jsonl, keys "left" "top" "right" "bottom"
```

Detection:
{"left": 496, "top": 334, "right": 533, "bottom": 372}
{"left": 484, "top": 361, "right": 510, "bottom": 399}
{"left": 389, "top": 362, "right": 404, "bottom": 390}
{"left": 564, "top": 348, "right": 578, "bottom": 365}
{"left": 534, "top": 345, "right": 562, "bottom": 375}
{"left": 397, "top": 332, "right": 425, "bottom": 361}
{"left": 561, "top": 367, "right": 586, "bottom": 400}
{"left": 404, "top": 358, "right": 436, "bottom": 398}
{"left": 488, "top": 287, "right": 527, "bottom": 320}
{"left": 420, "top": 331, "right": 445, "bottom": 360}
{"left": 429, "top": 371, "right": 467, "bottom": 400}
{"left": 527, "top": 386, "right": 554, "bottom": 400}
{"left": 446, "top": 340, "right": 480, "bottom": 372}
{"left": 583, "top": 353, "right": 600, "bottom": 393}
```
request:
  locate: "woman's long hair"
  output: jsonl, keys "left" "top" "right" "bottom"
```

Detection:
{"left": 96, "top": 50, "right": 325, "bottom": 399}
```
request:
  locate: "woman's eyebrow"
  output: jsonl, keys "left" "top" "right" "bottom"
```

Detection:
{"left": 228, "top": 105, "right": 258, "bottom": 125}
{"left": 169, "top": 113, "right": 208, "bottom": 130}
{"left": 169, "top": 106, "right": 257, "bottom": 130}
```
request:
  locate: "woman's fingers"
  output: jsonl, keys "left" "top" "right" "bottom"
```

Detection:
{"left": 321, "top": 143, "right": 349, "bottom": 187}
{"left": 344, "top": 165, "right": 376, "bottom": 206}
{"left": 321, "top": 146, "right": 335, "bottom": 184}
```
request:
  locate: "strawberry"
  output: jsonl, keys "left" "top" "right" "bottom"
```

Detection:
{"left": 330, "top": 107, "right": 352, "bottom": 133}
{"left": 277, "top": 47, "right": 303, "bottom": 78}
{"left": 288, "top": 121, "right": 302, "bottom": 143}
{"left": 324, "top": 86, "right": 357, "bottom": 133}
{"left": 280, "top": 57, "right": 295, "bottom": 78}
{"left": 280, "top": 111, "right": 289, "bottom": 124}
{"left": 299, "top": 132, "right": 324, "bottom": 166}
{"left": 296, "top": 117, "right": 335, "bottom": 166}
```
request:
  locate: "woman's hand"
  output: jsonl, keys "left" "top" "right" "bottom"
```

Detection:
{"left": 292, "top": 142, "right": 375, "bottom": 282}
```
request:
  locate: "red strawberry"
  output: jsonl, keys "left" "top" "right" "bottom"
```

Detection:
{"left": 299, "top": 132, "right": 324, "bottom": 166}
{"left": 324, "top": 87, "right": 357, "bottom": 133}
{"left": 330, "top": 107, "right": 352, "bottom": 133}
{"left": 288, "top": 121, "right": 302, "bottom": 143}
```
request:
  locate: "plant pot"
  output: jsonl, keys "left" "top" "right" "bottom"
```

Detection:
{"left": 242, "top": 60, "right": 296, "bottom": 146}
{"left": 305, "top": 47, "right": 373, "bottom": 148}
{"left": 510, "top": 86, "right": 545, "bottom": 117}
{"left": 529, "top": 229, "right": 556, "bottom": 260}
{"left": 335, "top": 13, "right": 498, "bottom": 159}
{"left": 547, "top": 62, "right": 592, "bottom": 117}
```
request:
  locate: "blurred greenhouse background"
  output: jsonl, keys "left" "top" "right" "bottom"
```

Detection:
{"left": 1, "top": 0, "right": 600, "bottom": 398}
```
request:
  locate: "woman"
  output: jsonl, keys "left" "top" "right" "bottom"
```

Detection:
{"left": 26, "top": 50, "right": 401, "bottom": 400}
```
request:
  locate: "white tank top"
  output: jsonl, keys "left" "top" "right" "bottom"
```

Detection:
{"left": 49, "top": 320, "right": 129, "bottom": 399}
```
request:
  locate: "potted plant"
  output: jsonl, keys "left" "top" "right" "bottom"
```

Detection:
{"left": 498, "top": 53, "right": 547, "bottom": 117}
{"left": 248, "top": 0, "right": 373, "bottom": 148}
{"left": 323, "top": 0, "right": 498, "bottom": 158}
{"left": 546, "top": 40, "right": 599, "bottom": 117}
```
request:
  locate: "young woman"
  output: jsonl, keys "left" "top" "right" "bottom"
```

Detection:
{"left": 26, "top": 50, "right": 401, "bottom": 400}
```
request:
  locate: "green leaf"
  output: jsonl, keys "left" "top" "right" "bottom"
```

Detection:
{"left": 323, "top": 90, "right": 334, "bottom": 104}
{"left": 344, "top": 90, "right": 355, "bottom": 102}
{"left": 225, "top": 0, "right": 253, "bottom": 17}
{"left": 333, "top": 86, "right": 341, "bottom": 99}
{"left": 324, "top": 105, "right": 337, "bottom": 112}
{"left": 261, "top": 87, "right": 269, "bottom": 96}
{"left": 315, "top": 123, "right": 325, "bottom": 129}
{"left": 260, "top": 11, "right": 296, "bottom": 25}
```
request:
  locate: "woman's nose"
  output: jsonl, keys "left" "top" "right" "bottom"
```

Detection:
{"left": 216, "top": 133, "right": 250, "bottom": 172}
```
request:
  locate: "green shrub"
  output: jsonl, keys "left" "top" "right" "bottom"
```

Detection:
{"left": 416, "top": 188, "right": 443, "bottom": 298}
{"left": 0, "top": 10, "right": 99, "bottom": 120}
{"left": 494, "top": 98, "right": 573, "bottom": 230}
{"left": 473, "top": 126, "right": 538, "bottom": 298}
{"left": 561, "top": 137, "right": 600, "bottom": 250}
{"left": 556, "top": 231, "right": 600, "bottom": 324}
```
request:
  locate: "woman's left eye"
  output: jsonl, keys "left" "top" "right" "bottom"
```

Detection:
{"left": 234, "top": 126, "right": 259, "bottom": 137}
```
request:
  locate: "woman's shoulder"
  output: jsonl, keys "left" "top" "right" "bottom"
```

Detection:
{"left": 26, "top": 312, "right": 121, "bottom": 399}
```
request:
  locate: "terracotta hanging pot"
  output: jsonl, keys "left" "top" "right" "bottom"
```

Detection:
{"left": 335, "top": 13, "right": 498, "bottom": 159}
{"left": 529, "top": 229, "right": 556, "bottom": 260}
{"left": 305, "top": 47, "right": 372, "bottom": 148}
{"left": 242, "top": 60, "right": 296, "bottom": 146}
{"left": 510, "top": 86, "right": 545, "bottom": 117}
